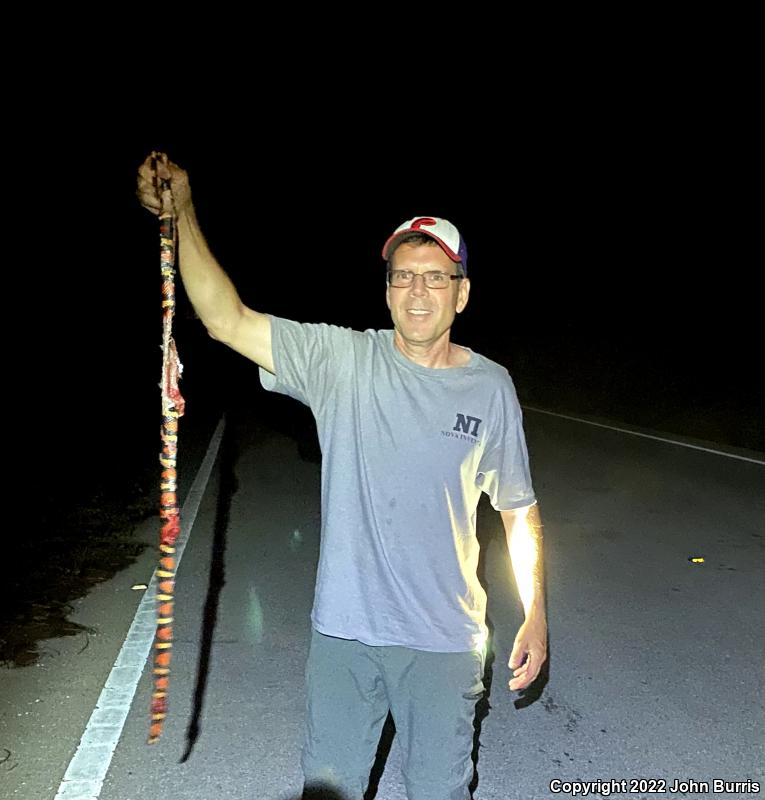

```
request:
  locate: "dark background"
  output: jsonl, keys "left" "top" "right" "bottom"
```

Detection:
{"left": 3, "top": 27, "right": 761, "bottom": 665}
{"left": 17, "top": 64, "right": 762, "bottom": 523}
{"left": 42, "top": 143, "right": 763, "bottom": 464}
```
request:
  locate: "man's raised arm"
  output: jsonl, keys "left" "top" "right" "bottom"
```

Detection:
{"left": 137, "top": 153, "right": 274, "bottom": 373}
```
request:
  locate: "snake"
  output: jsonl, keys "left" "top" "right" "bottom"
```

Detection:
{"left": 148, "top": 153, "right": 185, "bottom": 745}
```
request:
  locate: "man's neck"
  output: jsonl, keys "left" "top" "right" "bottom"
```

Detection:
{"left": 392, "top": 330, "right": 468, "bottom": 369}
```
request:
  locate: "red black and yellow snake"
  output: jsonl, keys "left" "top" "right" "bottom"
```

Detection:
{"left": 148, "top": 153, "right": 185, "bottom": 744}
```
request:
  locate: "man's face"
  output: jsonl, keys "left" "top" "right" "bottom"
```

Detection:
{"left": 385, "top": 242, "right": 470, "bottom": 348}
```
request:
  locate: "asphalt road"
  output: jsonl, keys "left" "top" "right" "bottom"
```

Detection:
{"left": 2, "top": 406, "right": 763, "bottom": 800}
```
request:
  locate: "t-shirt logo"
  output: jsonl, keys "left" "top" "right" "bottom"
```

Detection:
{"left": 453, "top": 413, "right": 482, "bottom": 437}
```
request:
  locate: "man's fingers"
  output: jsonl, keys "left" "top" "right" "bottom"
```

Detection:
{"left": 138, "top": 199, "right": 161, "bottom": 214}
{"left": 508, "top": 647, "right": 523, "bottom": 670}
{"left": 516, "top": 651, "right": 533, "bottom": 672}
{"left": 137, "top": 153, "right": 172, "bottom": 182}
{"left": 137, "top": 152, "right": 190, "bottom": 216}
{"left": 138, "top": 154, "right": 158, "bottom": 178}
{"left": 508, "top": 651, "right": 540, "bottom": 690}
{"left": 136, "top": 182, "right": 161, "bottom": 208}
{"left": 509, "top": 670, "right": 529, "bottom": 690}
{"left": 136, "top": 159, "right": 165, "bottom": 214}
{"left": 154, "top": 153, "right": 172, "bottom": 181}
{"left": 508, "top": 645, "right": 531, "bottom": 670}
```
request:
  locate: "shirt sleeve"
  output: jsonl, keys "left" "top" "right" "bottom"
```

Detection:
{"left": 475, "top": 374, "right": 536, "bottom": 510}
{"left": 258, "top": 315, "right": 352, "bottom": 411}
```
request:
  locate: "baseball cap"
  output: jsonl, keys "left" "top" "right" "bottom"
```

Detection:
{"left": 382, "top": 216, "right": 468, "bottom": 274}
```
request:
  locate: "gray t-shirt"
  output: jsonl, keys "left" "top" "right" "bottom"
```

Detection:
{"left": 259, "top": 316, "right": 535, "bottom": 652}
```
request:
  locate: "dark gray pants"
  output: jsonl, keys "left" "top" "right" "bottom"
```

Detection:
{"left": 301, "top": 629, "right": 486, "bottom": 800}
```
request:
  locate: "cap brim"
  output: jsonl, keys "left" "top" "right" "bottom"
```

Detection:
{"left": 382, "top": 230, "right": 462, "bottom": 263}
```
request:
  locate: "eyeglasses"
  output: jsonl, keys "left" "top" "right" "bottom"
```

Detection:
{"left": 387, "top": 269, "right": 464, "bottom": 289}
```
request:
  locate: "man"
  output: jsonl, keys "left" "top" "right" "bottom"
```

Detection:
{"left": 137, "top": 154, "right": 547, "bottom": 800}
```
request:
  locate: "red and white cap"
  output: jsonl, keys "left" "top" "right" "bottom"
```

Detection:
{"left": 382, "top": 216, "right": 468, "bottom": 274}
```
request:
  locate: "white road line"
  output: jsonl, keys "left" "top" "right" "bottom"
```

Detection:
{"left": 54, "top": 416, "right": 225, "bottom": 800}
{"left": 523, "top": 406, "right": 765, "bottom": 465}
